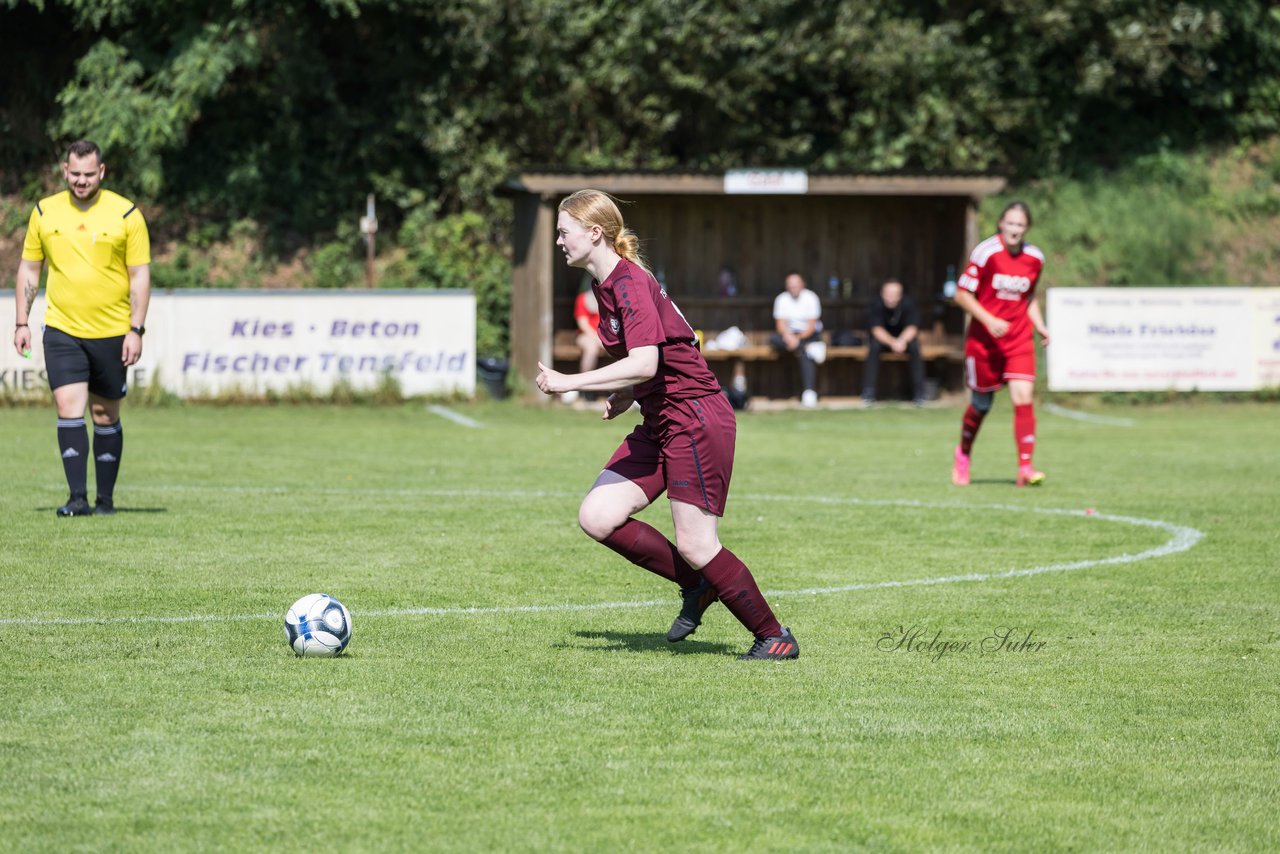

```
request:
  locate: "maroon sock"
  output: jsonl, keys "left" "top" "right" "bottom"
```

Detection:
{"left": 960, "top": 404, "right": 986, "bottom": 456}
{"left": 699, "top": 548, "right": 783, "bottom": 639}
{"left": 600, "top": 519, "right": 702, "bottom": 590}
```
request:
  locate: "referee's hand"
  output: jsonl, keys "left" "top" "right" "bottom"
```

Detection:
{"left": 122, "top": 331, "right": 143, "bottom": 366}
{"left": 13, "top": 325, "right": 31, "bottom": 357}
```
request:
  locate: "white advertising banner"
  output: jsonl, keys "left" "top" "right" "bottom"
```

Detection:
{"left": 1, "top": 290, "right": 476, "bottom": 398}
{"left": 1254, "top": 288, "right": 1280, "bottom": 389}
{"left": 1047, "top": 287, "right": 1278, "bottom": 391}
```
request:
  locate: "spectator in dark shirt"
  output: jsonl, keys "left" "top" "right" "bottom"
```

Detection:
{"left": 862, "top": 279, "right": 925, "bottom": 406}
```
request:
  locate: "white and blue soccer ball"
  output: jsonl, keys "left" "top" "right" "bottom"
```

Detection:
{"left": 284, "top": 593, "right": 352, "bottom": 657}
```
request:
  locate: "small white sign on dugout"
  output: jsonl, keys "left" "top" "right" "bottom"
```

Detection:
{"left": 723, "top": 169, "right": 809, "bottom": 194}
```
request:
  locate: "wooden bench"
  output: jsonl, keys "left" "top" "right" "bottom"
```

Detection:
{"left": 556, "top": 328, "right": 962, "bottom": 359}
{"left": 551, "top": 327, "right": 965, "bottom": 399}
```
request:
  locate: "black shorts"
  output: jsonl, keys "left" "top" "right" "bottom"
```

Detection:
{"left": 43, "top": 326, "right": 128, "bottom": 399}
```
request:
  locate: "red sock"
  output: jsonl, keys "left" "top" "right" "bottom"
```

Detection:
{"left": 600, "top": 519, "right": 702, "bottom": 590}
{"left": 960, "top": 404, "right": 986, "bottom": 456}
{"left": 1014, "top": 403, "right": 1036, "bottom": 467}
{"left": 699, "top": 548, "right": 783, "bottom": 639}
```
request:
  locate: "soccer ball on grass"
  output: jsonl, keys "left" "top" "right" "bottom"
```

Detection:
{"left": 284, "top": 593, "right": 352, "bottom": 657}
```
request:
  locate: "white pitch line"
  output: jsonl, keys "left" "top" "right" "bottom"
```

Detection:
{"left": 0, "top": 494, "right": 1203, "bottom": 628}
{"left": 426, "top": 404, "right": 485, "bottom": 429}
{"left": 1043, "top": 402, "right": 1136, "bottom": 427}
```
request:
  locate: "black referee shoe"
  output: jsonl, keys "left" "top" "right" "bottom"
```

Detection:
{"left": 94, "top": 496, "right": 116, "bottom": 515}
{"left": 666, "top": 577, "right": 718, "bottom": 642}
{"left": 738, "top": 627, "right": 800, "bottom": 660}
{"left": 56, "top": 496, "right": 93, "bottom": 517}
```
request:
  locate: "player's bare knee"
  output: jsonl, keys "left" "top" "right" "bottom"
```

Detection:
{"left": 578, "top": 504, "right": 622, "bottom": 542}
{"left": 577, "top": 509, "right": 604, "bottom": 541}
{"left": 676, "top": 538, "right": 720, "bottom": 570}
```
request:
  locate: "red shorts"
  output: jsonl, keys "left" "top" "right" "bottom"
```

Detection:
{"left": 604, "top": 392, "right": 736, "bottom": 516}
{"left": 964, "top": 334, "right": 1036, "bottom": 392}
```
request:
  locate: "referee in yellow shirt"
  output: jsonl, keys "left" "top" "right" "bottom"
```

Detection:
{"left": 12, "top": 140, "right": 152, "bottom": 517}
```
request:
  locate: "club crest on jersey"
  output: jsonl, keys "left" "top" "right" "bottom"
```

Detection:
{"left": 609, "top": 316, "right": 620, "bottom": 334}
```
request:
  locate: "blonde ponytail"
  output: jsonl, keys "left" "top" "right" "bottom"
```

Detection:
{"left": 613, "top": 227, "right": 642, "bottom": 266}
{"left": 559, "top": 189, "right": 650, "bottom": 273}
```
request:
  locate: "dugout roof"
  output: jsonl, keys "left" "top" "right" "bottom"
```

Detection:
{"left": 501, "top": 170, "right": 1007, "bottom": 396}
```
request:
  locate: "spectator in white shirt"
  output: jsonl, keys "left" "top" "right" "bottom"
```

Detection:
{"left": 770, "top": 272, "right": 823, "bottom": 407}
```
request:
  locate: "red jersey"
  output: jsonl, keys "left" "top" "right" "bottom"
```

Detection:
{"left": 957, "top": 234, "right": 1045, "bottom": 348}
{"left": 593, "top": 258, "right": 722, "bottom": 416}
{"left": 573, "top": 290, "right": 599, "bottom": 330}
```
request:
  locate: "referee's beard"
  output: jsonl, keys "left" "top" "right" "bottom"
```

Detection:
{"left": 69, "top": 183, "right": 101, "bottom": 204}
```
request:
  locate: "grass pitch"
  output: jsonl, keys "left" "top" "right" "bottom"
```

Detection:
{"left": 1, "top": 398, "right": 1277, "bottom": 851}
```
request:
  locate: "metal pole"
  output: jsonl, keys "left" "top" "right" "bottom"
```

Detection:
{"left": 364, "top": 193, "right": 377, "bottom": 289}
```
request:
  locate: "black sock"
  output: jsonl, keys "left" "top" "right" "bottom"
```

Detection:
{"left": 93, "top": 420, "right": 123, "bottom": 501}
{"left": 57, "top": 418, "right": 89, "bottom": 499}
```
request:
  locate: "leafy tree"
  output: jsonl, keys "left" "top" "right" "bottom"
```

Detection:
{"left": 390, "top": 209, "right": 510, "bottom": 358}
{"left": 2, "top": 0, "right": 1278, "bottom": 314}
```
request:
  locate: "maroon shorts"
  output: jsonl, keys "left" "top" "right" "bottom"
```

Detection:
{"left": 604, "top": 392, "right": 736, "bottom": 516}
{"left": 964, "top": 333, "right": 1036, "bottom": 392}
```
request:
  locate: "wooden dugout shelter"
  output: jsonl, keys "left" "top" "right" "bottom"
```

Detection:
{"left": 500, "top": 171, "right": 1007, "bottom": 398}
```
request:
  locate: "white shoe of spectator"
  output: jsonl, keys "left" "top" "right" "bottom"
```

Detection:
{"left": 561, "top": 390, "right": 580, "bottom": 404}
{"left": 804, "top": 340, "right": 827, "bottom": 364}
{"left": 801, "top": 389, "right": 818, "bottom": 408}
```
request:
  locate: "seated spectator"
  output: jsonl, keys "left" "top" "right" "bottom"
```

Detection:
{"left": 862, "top": 278, "right": 926, "bottom": 406}
{"left": 718, "top": 264, "right": 738, "bottom": 297}
{"left": 562, "top": 284, "right": 602, "bottom": 404}
{"left": 769, "top": 272, "right": 823, "bottom": 407}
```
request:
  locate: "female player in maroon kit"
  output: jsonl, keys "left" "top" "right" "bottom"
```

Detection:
{"left": 951, "top": 201, "right": 1050, "bottom": 487}
{"left": 535, "top": 189, "right": 798, "bottom": 660}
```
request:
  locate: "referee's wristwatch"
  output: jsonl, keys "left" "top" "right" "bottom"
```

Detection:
{"left": 130, "top": 325, "right": 146, "bottom": 336}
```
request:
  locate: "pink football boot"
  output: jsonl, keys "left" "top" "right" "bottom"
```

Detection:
{"left": 1017, "top": 464, "right": 1046, "bottom": 487}
{"left": 952, "top": 446, "right": 971, "bottom": 486}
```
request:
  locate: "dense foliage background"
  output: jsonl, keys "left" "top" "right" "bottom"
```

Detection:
{"left": 3, "top": 0, "right": 1279, "bottom": 352}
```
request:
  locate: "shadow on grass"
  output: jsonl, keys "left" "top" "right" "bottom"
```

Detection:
{"left": 35, "top": 506, "right": 169, "bottom": 514}
{"left": 559, "top": 630, "right": 736, "bottom": 656}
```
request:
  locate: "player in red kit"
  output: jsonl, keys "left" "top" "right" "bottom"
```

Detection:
{"left": 535, "top": 189, "right": 798, "bottom": 660}
{"left": 951, "top": 201, "right": 1050, "bottom": 487}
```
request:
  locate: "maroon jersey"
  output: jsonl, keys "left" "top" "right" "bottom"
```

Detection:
{"left": 593, "top": 258, "right": 722, "bottom": 416}
{"left": 957, "top": 234, "right": 1045, "bottom": 351}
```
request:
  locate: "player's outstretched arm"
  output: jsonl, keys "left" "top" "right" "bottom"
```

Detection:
{"left": 537, "top": 345, "right": 658, "bottom": 396}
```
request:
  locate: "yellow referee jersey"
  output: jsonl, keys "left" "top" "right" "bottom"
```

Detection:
{"left": 21, "top": 189, "right": 151, "bottom": 338}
